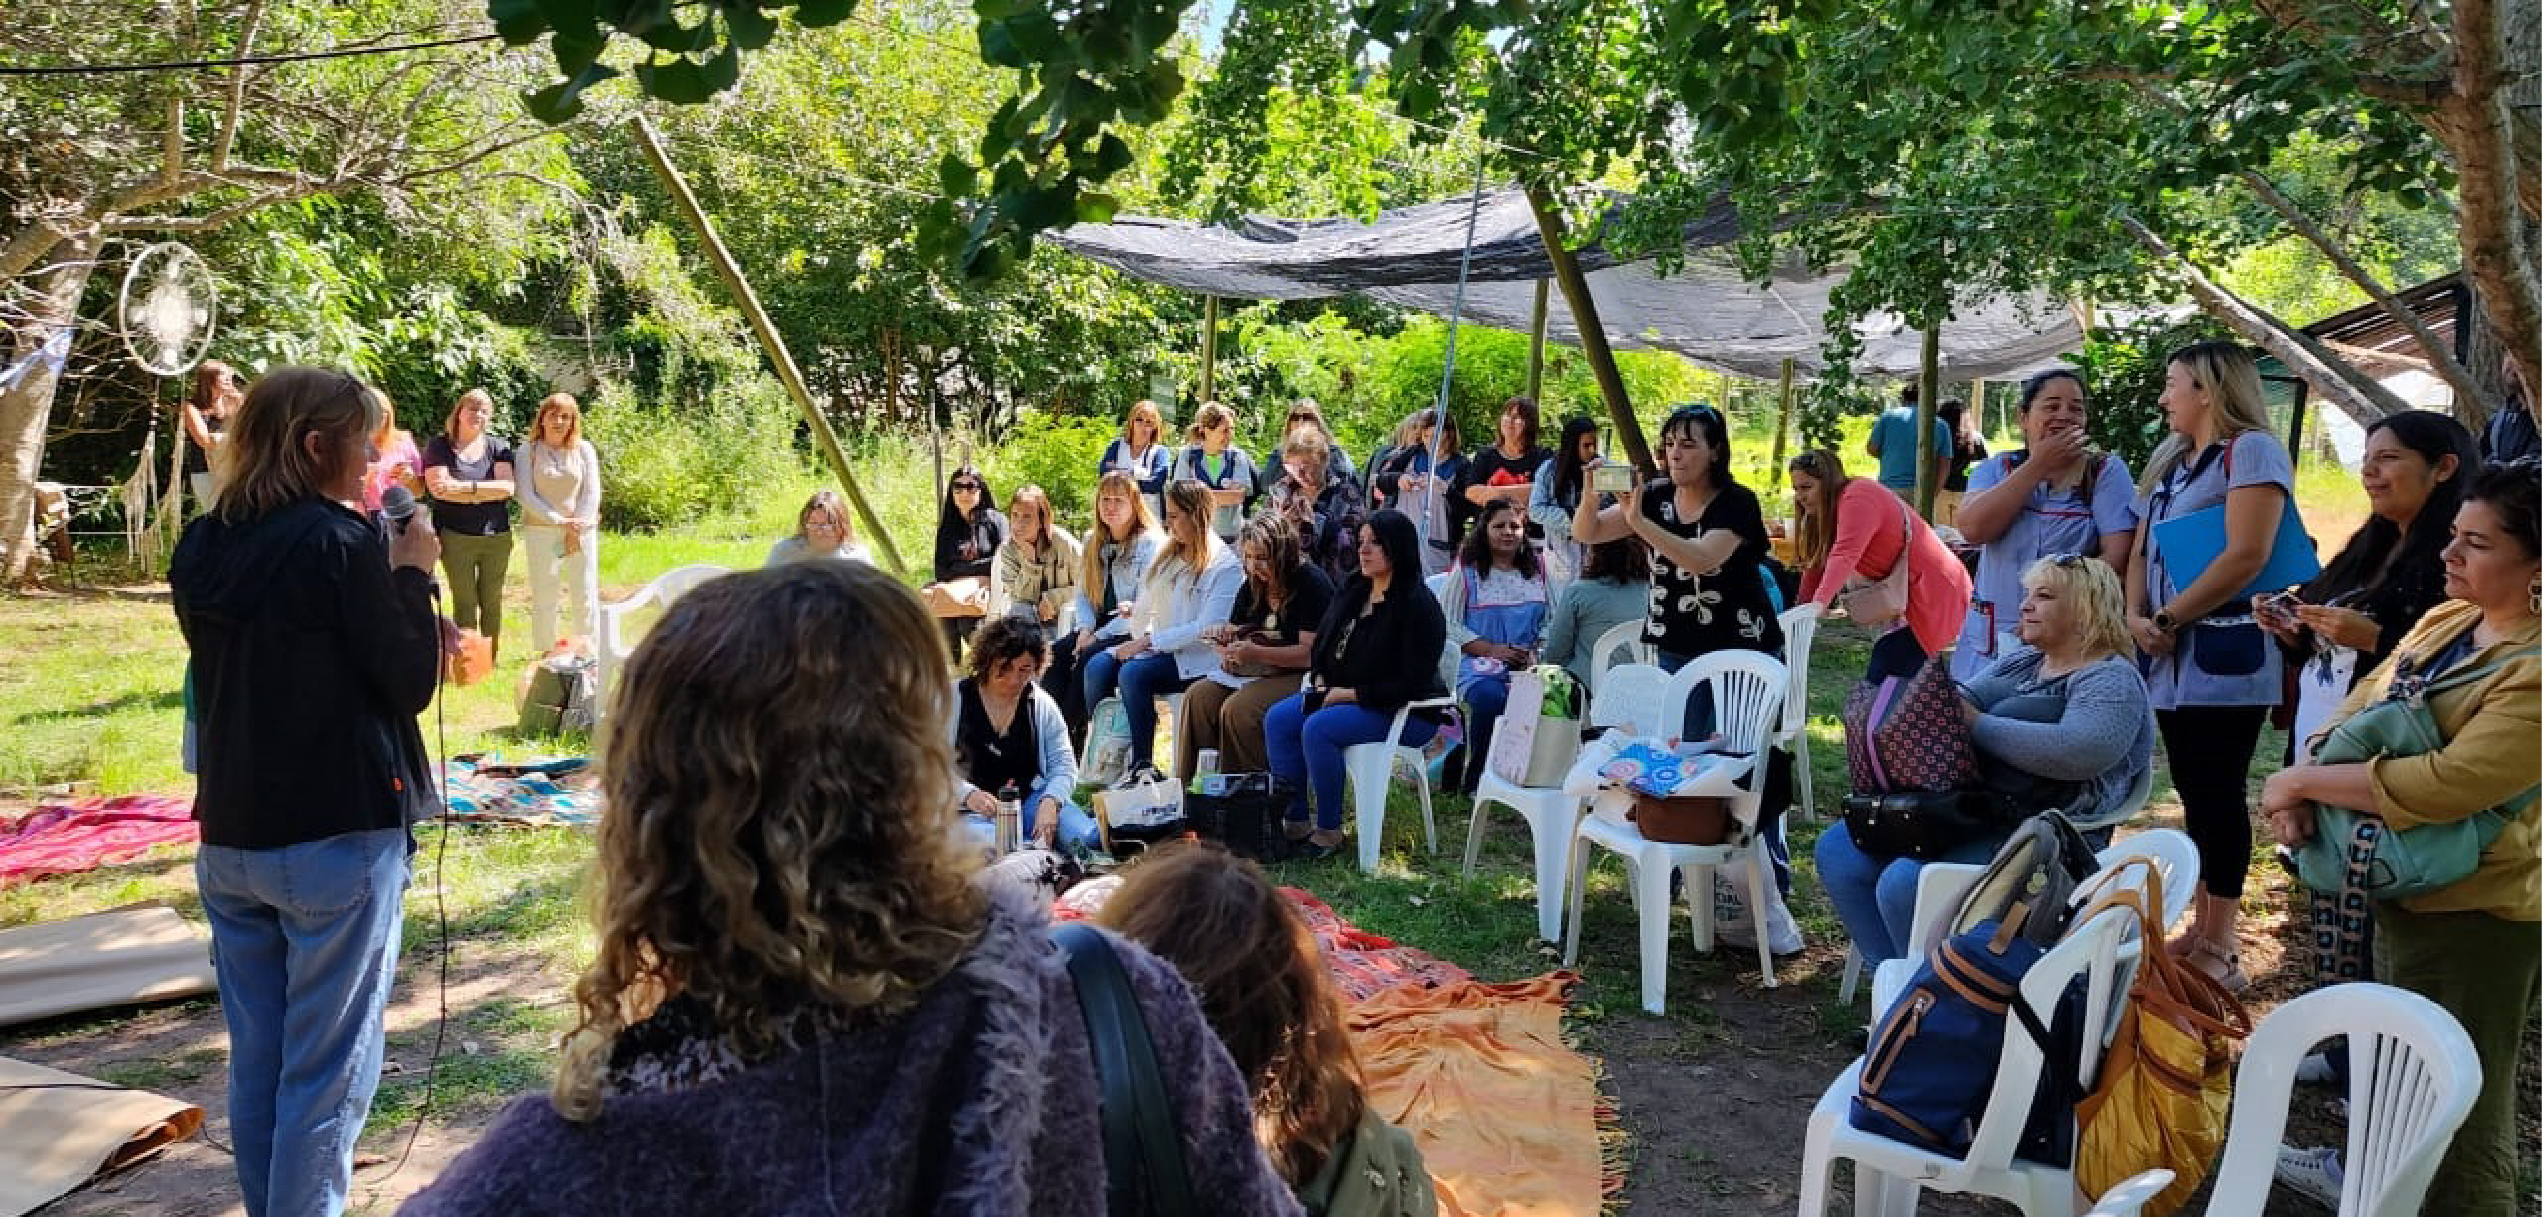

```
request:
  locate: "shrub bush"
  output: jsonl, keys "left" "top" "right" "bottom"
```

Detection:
{"left": 587, "top": 373, "right": 803, "bottom": 531}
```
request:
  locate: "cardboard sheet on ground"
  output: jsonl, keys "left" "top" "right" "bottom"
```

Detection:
{"left": 0, "top": 1055, "right": 202, "bottom": 1217}
{"left": 0, "top": 904, "right": 217, "bottom": 1028}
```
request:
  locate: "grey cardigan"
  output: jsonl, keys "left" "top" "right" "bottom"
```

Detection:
{"left": 1963, "top": 646, "right": 2156, "bottom": 824}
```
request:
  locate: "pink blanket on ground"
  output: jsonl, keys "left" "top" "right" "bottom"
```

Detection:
{"left": 0, "top": 797, "right": 197, "bottom": 888}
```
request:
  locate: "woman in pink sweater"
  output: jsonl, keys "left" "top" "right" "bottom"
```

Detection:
{"left": 1788, "top": 448, "right": 1973, "bottom": 677}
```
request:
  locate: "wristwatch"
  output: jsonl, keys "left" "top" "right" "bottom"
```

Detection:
{"left": 2151, "top": 608, "right": 2178, "bottom": 634}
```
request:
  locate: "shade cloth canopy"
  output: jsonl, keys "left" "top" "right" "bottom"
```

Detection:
{"left": 1050, "top": 190, "right": 2086, "bottom": 381}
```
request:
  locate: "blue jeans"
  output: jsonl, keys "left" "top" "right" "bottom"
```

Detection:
{"left": 1813, "top": 822, "right": 2003, "bottom": 968}
{"left": 1081, "top": 646, "right": 1126, "bottom": 721}
{"left": 961, "top": 779, "right": 1100, "bottom": 852}
{"left": 1262, "top": 693, "right": 1441, "bottom": 832}
{"left": 197, "top": 827, "right": 409, "bottom": 1217}
{"left": 1115, "top": 651, "right": 1192, "bottom": 768}
{"left": 1457, "top": 673, "right": 1510, "bottom": 792}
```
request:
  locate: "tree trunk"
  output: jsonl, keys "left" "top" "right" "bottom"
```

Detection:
{"left": 1524, "top": 185, "right": 1653, "bottom": 474}
{"left": 0, "top": 235, "right": 96, "bottom": 583}
{"left": 2122, "top": 218, "right": 2408, "bottom": 428}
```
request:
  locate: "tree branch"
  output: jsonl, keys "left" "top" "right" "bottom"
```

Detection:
{"left": 2122, "top": 214, "right": 2409, "bottom": 425}
{"left": 213, "top": 0, "right": 269, "bottom": 172}
{"left": 2234, "top": 168, "right": 2494, "bottom": 409}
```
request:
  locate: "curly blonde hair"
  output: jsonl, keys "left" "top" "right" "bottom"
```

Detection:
{"left": 553, "top": 561, "right": 986, "bottom": 1120}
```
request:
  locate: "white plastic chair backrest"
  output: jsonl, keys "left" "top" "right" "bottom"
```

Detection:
{"left": 1901, "top": 861, "right": 1986, "bottom": 963}
{"left": 1587, "top": 664, "right": 1673, "bottom": 736}
{"left": 1665, "top": 649, "right": 1786, "bottom": 755}
{"left": 2080, "top": 1169, "right": 2175, "bottom": 1217}
{"left": 1425, "top": 571, "right": 1457, "bottom": 688}
{"left": 2085, "top": 828, "right": 2198, "bottom": 933}
{"left": 1588, "top": 620, "right": 1651, "bottom": 693}
{"left": 1959, "top": 902, "right": 2136, "bottom": 1172}
{"left": 2206, "top": 984, "right": 2480, "bottom": 1217}
{"left": 601, "top": 563, "right": 730, "bottom": 653}
{"left": 2069, "top": 761, "right": 2157, "bottom": 834}
{"left": 1774, "top": 604, "right": 1821, "bottom": 736}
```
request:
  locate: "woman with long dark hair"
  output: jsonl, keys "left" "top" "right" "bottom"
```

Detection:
{"left": 921, "top": 464, "right": 1005, "bottom": 656}
{"left": 1456, "top": 396, "right": 1550, "bottom": 534}
{"left": 2126, "top": 340, "right": 2296, "bottom": 990}
{"left": 2261, "top": 460, "right": 2541, "bottom": 1217}
{"left": 1786, "top": 446, "right": 1968, "bottom": 681}
{"left": 182, "top": 359, "right": 244, "bottom": 507}
{"left": 1443, "top": 499, "right": 1550, "bottom": 792}
{"left": 1181, "top": 513, "right": 1332, "bottom": 778}
{"left": 172, "top": 368, "right": 442, "bottom": 1217}
{"left": 1262, "top": 510, "right": 1450, "bottom": 860}
{"left": 1371, "top": 408, "right": 1467, "bottom": 574}
{"left": 1528, "top": 416, "right": 1603, "bottom": 588}
{"left": 403, "top": 562, "right": 1297, "bottom": 1217}
{"left": 1101, "top": 843, "right": 1437, "bottom": 1215}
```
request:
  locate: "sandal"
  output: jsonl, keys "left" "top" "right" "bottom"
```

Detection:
{"left": 2184, "top": 938, "right": 2248, "bottom": 993}
{"left": 1297, "top": 829, "right": 1348, "bottom": 862}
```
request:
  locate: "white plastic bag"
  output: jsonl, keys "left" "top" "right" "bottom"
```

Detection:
{"left": 1711, "top": 866, "right": 1804, "bottom": 956}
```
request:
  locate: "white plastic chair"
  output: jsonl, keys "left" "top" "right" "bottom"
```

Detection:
{"left": 2079, "top": 1169, "right": 2173, "bottom": 1217}
{"left": 1588, "top": 619, "right": 1652, "bottom": 693}
{"left": 1774, "top": 604, "right": 1822, "bottom": 820}
{"left": 1466, "top": 661, "right": 1679, "bottom": 942}
{"left": 2204, "top": 984, "right": 2480, "bottom": 1217}
{"left": 1342, "top": 695, "right": 1458, "bottom": 875}
{"left": 593, "top": 563, "right": 732, "bottom": 721}
{"left": 1797, "top": 901, "right": 2141, "bottom": 1217}
{"left": 2068, "top": 763, "right": 2155, "bottom": 837}
{"left": 1562, "top": 650, "right": 1789, "bottom": 1010}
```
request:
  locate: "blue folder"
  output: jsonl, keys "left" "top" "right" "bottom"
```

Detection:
{"left": 2149, "top": 500, "right": 2320, "bottom": 599}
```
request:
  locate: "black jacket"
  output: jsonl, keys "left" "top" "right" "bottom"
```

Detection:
{"left": 172, "top": 497, "right": 441, "bottom": 848}
{"left": 1308, "top": 576, "right": 1448, "bottom": 715}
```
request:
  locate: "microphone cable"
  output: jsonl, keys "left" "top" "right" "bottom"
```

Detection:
{"left": 380, "top": 574, "right": 454, "bottom": 1186}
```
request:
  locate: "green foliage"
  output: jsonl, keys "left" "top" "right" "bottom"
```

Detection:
{"left": 2070, "top": 314, "right": 2235, "bottom": 475}
{"left": 976, "top": 411, "right": 1118, "bottom": 516}
{"left": 585, "top": 375, "right": 803, "bottom": 531}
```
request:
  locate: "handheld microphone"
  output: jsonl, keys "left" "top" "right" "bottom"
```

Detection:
{"left": 380, "top": 484, "right": 421, "bottom": 534}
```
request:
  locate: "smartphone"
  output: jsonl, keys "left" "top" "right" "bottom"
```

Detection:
{"left": 1591, "top": 463, "right": 1636, "bottom": 494}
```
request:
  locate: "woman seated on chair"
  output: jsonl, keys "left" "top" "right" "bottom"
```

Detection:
{"left": 1265, "top": 429, "right": 1368, "bottom": 587}
{"left": 949, "top": 615, "right": 1099, "bottom": 853}
{"left": 1814, "top": 553, "right": 2154, "bottom": 970}
{"left": 1442, "top": 499, "right": 1550, "bottom": 793}
{"left": 1082, "top": 480, "right": 1241, "bottom": 782}
{"left": 1061, "top": 471, "right": 1162, "bottom": 739}
{"left": 1538, "top": 536, "right": 1648, "bottom": 689}
{"left": 922, "top": 465, "right": 1005, "bottom": 657}
{"left": 764, "top": 489, "right": 873, "bottom": 567}
{"left": 2260, "top": 460, "right": 2541, "bottom": 1217}
{"left": 1101, "top": 842, "right": 1438, "bottom": 1217}
{"left": 1264, "top": 510, "right": 1450, "bottom": 861}
{"left": 1179, "top": 513, "right": 1333, "bottom": 780}
{"left": 402, "top": 561, "right": 1298, "bottom": 1217}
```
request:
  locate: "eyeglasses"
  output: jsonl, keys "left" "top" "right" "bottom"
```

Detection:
{"left": 952, "top": 481, "right": 982, "bottom": 492}
{"left": 2046, "top": 553, "right": 2088, "bottom": 569}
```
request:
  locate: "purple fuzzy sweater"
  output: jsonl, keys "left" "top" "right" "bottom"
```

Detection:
{"left": 400, "top": 891, "right": 1302, "bottom": 1217}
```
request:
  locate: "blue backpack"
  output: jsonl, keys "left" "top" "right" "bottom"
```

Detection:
{"left": 1849, "top": 813, "right": 2098, "bottom": 1162}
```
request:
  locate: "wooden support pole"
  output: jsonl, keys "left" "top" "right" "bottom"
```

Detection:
{"left": 1526, "top": 279, "right": 1549, "bottom": 402}
{"left": 1199, "top": 295, "right": 1219, "bottom": 406}
{"left": 1914, "top": 318, "right": 1942, "bottom": 521}
{"left": 1524, "top": 185, "right": 1653, "bottom": 474}
{"left": 1770, "top": 357, "right": 1796, "bottom": 488}
{"left": 629, "top": 115, "right": 907, "bottom": 574}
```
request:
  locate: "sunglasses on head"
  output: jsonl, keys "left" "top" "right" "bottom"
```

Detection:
{"left": 2046, "top": 553, "right": 2088, "bottom": 569}
{"left": 953, "top": 480, "right": 982, "bottom": 491}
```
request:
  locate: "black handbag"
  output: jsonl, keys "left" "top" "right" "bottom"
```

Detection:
{"left": 1056, "top": 923, "right": 1199, "bottom": 1217}
{"left": 1182, "top": 772, "right": 1293, "bottom": 861}
{"left": 1841, "top": 789, "right": 2011, "bottom": 860}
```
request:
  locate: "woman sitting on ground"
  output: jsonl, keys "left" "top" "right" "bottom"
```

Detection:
{"left": 764, "top": 489, "right": 873, "bottom": 566}
{"left": 1263, "top": 510, "right": 1450, "bottom": 860}
{"left": 1267, "top": 429, "right": 1368, "bottom": 587}
{"left": 2261, "top": 459, "right": 2540, "bottom": 1217}
{"left": 1443, "top": 499, "right": 1550, "bottom": 792}
{"left": 990, "top": 483, "right": 1082, "bottom": 645}
{"left": 1180, "top": 513, "right": 1334, "bottom": 779}
{"left": 401, "top": 562, "right": 1299, "bottom": 1217}
{"left": 1538, "top": 536, "right": 1650, "bottom": 689}
{"left": 1814, "top": 554, "right": 2153, "bottom": 970}
{"left": 1101, "top": 842, "right": 1438, "bottom": 1217}
{"left": 923, "top": 464, "right": 1005, "bottom": 656}
{"left": 1083, "top": 480, "right": 1241, "bottom": 780}
{"left": 950, "top": 615, "right": 1097, "bottom": 853}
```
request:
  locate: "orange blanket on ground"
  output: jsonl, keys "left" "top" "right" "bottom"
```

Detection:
{"left": 1285, "top": 890, "right": 1609, "bottom": 1217}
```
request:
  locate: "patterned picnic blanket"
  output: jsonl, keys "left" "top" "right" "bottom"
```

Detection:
{"left": 0, "top": 796, "right": 198, "bottom": 888}
{"left": 435, "top": 757, "right": 602, "bottom": 827}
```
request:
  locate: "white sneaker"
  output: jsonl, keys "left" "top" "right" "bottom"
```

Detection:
{"left": 2275, "top": 1145, "right": 2345, "bottom": 1209}
{"left": 2294, "top": 1050, "right": 2340, "bottom": 1086}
